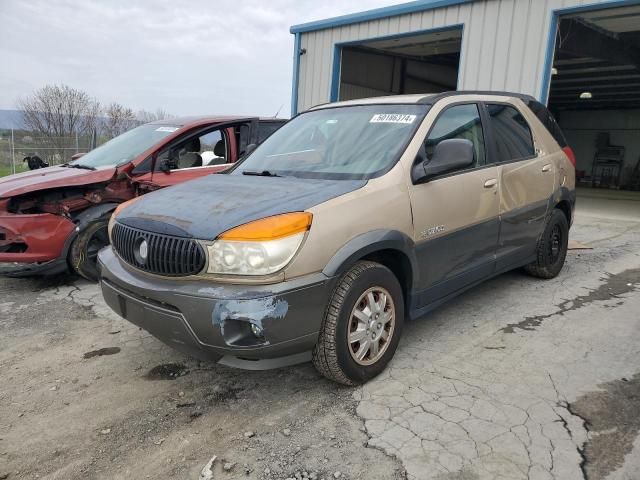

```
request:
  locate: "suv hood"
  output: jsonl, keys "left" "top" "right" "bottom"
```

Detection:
{"left": 0, "top": 166, "right": 116, "bottom": 198}
{"left": 117, "top": 174, "right": 366, "bottom": 240}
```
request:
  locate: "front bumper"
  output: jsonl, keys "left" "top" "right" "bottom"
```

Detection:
{"left": 0, "top": 212, "right": 76, "bottom": 275}
{"left": 0, "top": 258, "right": 69, "bottom": 277}
{"left": 98, "top": 247, "right": 335, "bottom": 369}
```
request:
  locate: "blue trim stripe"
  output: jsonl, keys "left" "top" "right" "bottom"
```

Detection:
{"left": 330, "top": 45, "right": 342, "bottom": 102}
{"left": 329, "top": 24, "right": 464, "bottom": 103}
{"left": 290, "top": 0, "right": 472, "bottom": 34}
{"left": 540, "top": 0, "right": 640, "bottom": 105}
{"left": 291, "top": 32, "right": 301, "bottom": 116}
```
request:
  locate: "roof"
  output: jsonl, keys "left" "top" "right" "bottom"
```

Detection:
{"left": 149, "top": 116, "right": 258, "bottom": 127}
{"left": 309, "top": 91, "right": 536, "bottom": 110}
{"left": 290, "top": 0, "right": 474, "bottom": 34}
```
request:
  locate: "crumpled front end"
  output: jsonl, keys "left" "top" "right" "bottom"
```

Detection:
{"left": 0, "top": 198, "right": 76, "bottom": 275}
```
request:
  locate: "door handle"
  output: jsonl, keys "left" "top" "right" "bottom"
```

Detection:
{"left": 542, "top": 164, "right": 552, "bottom": 172}
{"left": 484, "top": 179, "right": 497, "bottom": 188}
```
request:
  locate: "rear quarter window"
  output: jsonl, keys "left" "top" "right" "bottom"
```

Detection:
{"left": 525, "top": 100, "right": 568, "bottom": 148}
{"left": 487, "top": 104, "right": 535, "bottom": 163}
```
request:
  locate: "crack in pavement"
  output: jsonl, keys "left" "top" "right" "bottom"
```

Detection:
{"left": 500, "top": 268, "right": 640, "bottom": 334}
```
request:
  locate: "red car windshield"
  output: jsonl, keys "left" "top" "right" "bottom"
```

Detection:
{"left": 70, "top": 124, "right": 180, "bottom": 168}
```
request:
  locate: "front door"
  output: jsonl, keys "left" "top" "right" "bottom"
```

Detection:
{"left": 485, "top": 102, "right": 554, "bottom": 270}
{"left": 408, "top": 103, "right": 500, "bottom": 308}
{"left": 149, "top": 126, "right": 237, "bottom": 189}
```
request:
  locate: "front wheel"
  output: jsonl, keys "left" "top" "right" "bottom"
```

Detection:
{"left": 69, "top": 216, "right": 111, "bottom": 281}
{"left": 312, "top": 261, "right": 404, "bottom": 385}
{"left": 524, "top": 208, "right": 569, "bottom": 279}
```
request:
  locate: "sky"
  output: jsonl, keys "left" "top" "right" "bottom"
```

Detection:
{"left": 0, "top": 0, "right": 407, "bottom": 118}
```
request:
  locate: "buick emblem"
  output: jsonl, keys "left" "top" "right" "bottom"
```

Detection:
{"left": 139, "top": 240, "right": 149, "bottom": 261}
{"left": 134, "top": 237, "right": 149, "bottom": 265}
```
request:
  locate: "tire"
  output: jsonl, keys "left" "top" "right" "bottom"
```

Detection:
{"left": 524, "top": 208, "right": 569, "bottom": 279}
{"left": 69, "top": 216, "right": 111, "bottom": 281}
{"left": 312, "top": 261, "right": 404, "bottom": 385}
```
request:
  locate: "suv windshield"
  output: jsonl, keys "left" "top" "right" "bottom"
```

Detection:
{"left": 232, "top": 104, "right": 429, "bottom": 180}
{"left": 70, "top": 124, "right": 180, "bottom": 168}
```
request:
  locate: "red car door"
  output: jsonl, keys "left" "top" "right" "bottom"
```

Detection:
{"left": 149, "top": 120, "right": 257, "bottom": 189}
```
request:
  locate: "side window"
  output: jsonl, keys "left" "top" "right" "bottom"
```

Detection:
{"left": 258, "top": 121, "right": 284, "bottom": 142}
{"left": 237, "top": 124, "right": 251, "bottom": 155}
{"left": 155, "top": 128, "right": 227, "bottom": 171}
{"left": 199, "top": 130, "right": 227, "bottom": 166}
{"left": 486, "top": 104, "right": 535, "bottom": 162}
{"left": 426, "top": 104, "right": 485, "bottom": 169}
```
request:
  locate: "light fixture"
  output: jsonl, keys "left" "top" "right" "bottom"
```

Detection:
{"left": 551, "top": 67, "right": 558, "bottom": 75}
{"left": 250, "top": 323, "right": 264, "bottom": 338}
{"left": 580, "top": 92, "right": 593, "bottom": 99}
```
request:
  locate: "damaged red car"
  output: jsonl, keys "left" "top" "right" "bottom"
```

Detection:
{"left": 0, "top": 116, "right": 285, "bottom": 280}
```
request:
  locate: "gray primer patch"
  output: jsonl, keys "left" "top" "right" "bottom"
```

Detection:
{"left": 501, "top": 268, "right": 640, "bottom": 333}
{"left": 566, "top": 373, "right": 640, "bottom": 480}
{"left": 212, "top": 297, "right": 289, "bottom": 342}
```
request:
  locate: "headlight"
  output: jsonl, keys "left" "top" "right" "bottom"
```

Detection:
{"left": 206, "top": 212, "right": 312, "bottom": 276}
{"left": 108, "top": 196, "right": 143, "bottom": 239}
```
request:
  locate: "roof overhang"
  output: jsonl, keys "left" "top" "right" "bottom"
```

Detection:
{"left": 289, "top": 0, "right": 474, "bottom": 34}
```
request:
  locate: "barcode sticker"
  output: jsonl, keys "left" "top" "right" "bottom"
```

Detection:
{"left": 370, "top": 114, "right": 417, "bottom": 124}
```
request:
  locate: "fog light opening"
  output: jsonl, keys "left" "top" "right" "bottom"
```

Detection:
{"left": 250, "top": 323, "right": 264, "bottom": 339}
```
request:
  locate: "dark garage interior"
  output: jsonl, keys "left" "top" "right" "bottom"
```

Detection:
{"left": 338, "top": 27, "right": 462, "bottom": 101}
{"left": 548, "top": 5, "right": 640, "bottom": 196}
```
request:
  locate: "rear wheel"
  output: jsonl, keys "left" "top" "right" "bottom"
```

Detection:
{"left": 312, "top": 261, "right": 404, "bottom": 385}
{"left": 69, "top": 216, "right": 111, "bottom": 281}
{"left": 525, "top": 208, "right": 569, "bottom": 279}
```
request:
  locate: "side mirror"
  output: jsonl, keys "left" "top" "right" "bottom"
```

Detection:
{"left": 412, "top": 139, "right": 474, "bottom": 183}
{"left": 159, "top": 148, "right": 179, "bottom": 173}
{"left": 159, "top": 159, "right": 171, "bottom": 173}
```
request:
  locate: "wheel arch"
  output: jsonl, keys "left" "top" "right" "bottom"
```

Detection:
{"left": 65, "top": 202, "right": 119, "bottom": 270}
{"left": 554, "top": 186, "right": 576, "bottom": 227}
{"left": 73, "top": 202, "right": 119, "bottom": 231}
{"left": 322, "top": 230, "right": 418, "bottom": 310}
{"left": 555, "top": 199, "right": 572, "bottom": 225}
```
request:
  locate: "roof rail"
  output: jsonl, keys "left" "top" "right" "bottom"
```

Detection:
{"left": 419, "top": 90, "right": 537, "bottom": 104}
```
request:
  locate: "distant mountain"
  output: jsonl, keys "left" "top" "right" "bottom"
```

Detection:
{"left": 0, "top": 110, "right": 26, "bottom": 130}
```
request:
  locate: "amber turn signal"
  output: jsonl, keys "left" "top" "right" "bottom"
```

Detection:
{"left": 219, "top": 212, "right": 313, "bottom": 241}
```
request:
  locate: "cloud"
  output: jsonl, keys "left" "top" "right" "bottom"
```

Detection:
{"left": 0, "top": 0, "right": 404, "bottom": 117}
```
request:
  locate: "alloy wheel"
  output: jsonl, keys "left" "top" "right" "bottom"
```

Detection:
{"left": 347, "top": 286, "right": 396, "bottom": 366}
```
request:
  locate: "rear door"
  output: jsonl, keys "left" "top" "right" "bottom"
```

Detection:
{"left": 486, "top": 102, "right": 554, "bottom": 270}
{"left": 407, "top": 102, "right": 500, "bottom": 306}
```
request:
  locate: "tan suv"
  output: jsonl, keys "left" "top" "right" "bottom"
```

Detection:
{"left": 98, "top": 92, "right": 576, "bottom": 385}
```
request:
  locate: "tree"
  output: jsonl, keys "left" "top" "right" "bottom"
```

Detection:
{"left": 136, "top": 108, "right": 175, "bottom": 124}
{"left": 104, "top": 102, "right": 136, "bottom": 139}
{"left": 18, "top": 84, "right": 101, "bottom": 164}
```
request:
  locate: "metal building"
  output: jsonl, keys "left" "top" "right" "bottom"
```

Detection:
{"left": 290, "top": 0, "right": 640, "bottom": 192}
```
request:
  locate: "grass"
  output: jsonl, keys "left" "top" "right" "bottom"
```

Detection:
{"left": 0, "top": 164, "right": 29, "bottom": 178}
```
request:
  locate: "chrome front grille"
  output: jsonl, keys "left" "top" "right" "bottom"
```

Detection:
{"left": 111, "top": 222, "right": 205, "bottom": 277}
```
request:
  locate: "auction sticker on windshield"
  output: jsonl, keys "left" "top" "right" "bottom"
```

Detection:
{"left": 370, "top": 114, "right": 417, "bottom": 124}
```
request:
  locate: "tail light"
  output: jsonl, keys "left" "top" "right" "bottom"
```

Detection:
{"left": 562, "top": 147, "right": 576, "bottom": 168}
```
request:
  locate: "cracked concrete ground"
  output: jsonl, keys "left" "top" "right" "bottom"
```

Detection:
{"left": 1, "top": 192, "right": 639, "bottom": 479}
{"left": 355, "top": 195, "right": 640, "bottom": 480}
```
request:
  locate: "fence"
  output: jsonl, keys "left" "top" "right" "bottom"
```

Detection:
{"left": 0, "top": 130, "right": 101, "bottom": 177}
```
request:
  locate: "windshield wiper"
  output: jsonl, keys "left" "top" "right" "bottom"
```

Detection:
{"left": 242, "top": 170, "right": 281, "bottom": 177}
{"left": 65, "top": 163, "right": 97, "bottom": 171}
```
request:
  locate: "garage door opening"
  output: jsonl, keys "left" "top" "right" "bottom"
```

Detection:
{"left": 548, "top": 5, "right": 640, "bottom": 199}
{"left": 335, "top": 27, "right": 462, "bottom": 102}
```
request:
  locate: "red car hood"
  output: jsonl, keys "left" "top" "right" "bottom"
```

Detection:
{"left": 0, "top": 166, "right": 117, "bottom": 198}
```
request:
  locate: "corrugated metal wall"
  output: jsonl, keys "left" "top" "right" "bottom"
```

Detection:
{"left": 296, "top": 0, "right": 595, "bottom": 112}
